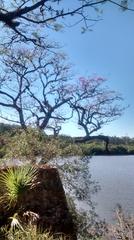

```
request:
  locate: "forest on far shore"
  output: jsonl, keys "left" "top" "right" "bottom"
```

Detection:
{"left": 0, "top": 123, "right": 133, "bottom": 163}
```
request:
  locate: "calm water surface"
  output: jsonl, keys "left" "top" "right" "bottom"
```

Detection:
{"left": 90, "top": 155, "right": 134, "bottom": 222}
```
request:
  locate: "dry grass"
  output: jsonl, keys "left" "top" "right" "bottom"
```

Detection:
{"left": 0, "top": 211, "right": 72, "bottom": 240}
{"left": 7, "top": 229, "right": 71, "bottom": 240}
{"left": 103, "top": 207, "right": 134, "bottom": 240}
{"left": 0, "top": 223, "right": 72, "bottom": 240}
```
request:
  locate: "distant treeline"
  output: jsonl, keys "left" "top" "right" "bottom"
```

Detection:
{"left": 0, "top": 123, "right": 133, "bottom": 159}
{"left": 0, "top": 123, "right": 20, "bottom": 133}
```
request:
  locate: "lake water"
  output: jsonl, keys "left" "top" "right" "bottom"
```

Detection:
{"left": 90, "top": 155, "right": 134, "bottom": 222}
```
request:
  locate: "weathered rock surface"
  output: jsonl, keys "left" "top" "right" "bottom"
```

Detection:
{"left": 0, "top": 165, "right": 77, "bottom": 239}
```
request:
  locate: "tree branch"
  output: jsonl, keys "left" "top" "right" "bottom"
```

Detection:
{"left": 108, "top": 0, "right": 134, "bottom": 11}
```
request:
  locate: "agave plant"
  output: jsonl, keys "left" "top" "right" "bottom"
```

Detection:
{"left": 0, "top": 165, "right": 38, "bottom": 208}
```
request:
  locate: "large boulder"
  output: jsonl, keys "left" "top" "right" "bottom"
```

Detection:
{"left": 0, "top": 165, "right": 77, "bottom": 239}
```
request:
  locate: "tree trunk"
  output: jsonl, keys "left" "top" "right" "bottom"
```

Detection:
{"left": 74, "top": 135, "right": 109, "bottom": 153}
{"left": 18, "top": 108, "right": 27, "bottom": 130}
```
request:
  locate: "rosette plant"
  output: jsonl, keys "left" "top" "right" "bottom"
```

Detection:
{"left": 0, "top": 165, "right": 38, "bottom": 208}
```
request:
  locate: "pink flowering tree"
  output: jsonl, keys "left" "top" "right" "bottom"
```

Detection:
{"left": 0, "top": 43, "right": 124, "bottom": 143}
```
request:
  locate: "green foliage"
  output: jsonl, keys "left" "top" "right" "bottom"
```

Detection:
{"left": 80, "top": 143, "right": 93, "bottom": 156}
{"left": 80, "top": 141, "right": 134, "bottom": 156}
{"left": 57, "top": 135, "right": 74, "bottom": 147}
{"left": 128, "top": 145, "right": 134, "bottom": 154}
{"left": 80, "top": 142, "right": 105, "bottom": 156}
{"left": 0, "top": 145, "right": 7, "bottom": 158}
{"left": 0, "top": 123, "right": 19, "bottom": 134}
{"left": 110, "top": 145, "right": 128, "bottom": 155}
{"left": 90, "top": 147, "right": 105, "bottom": 155}
{"left": 0, "top": 124, "right": 133, "bottom": 162}
{"left": 0, "top": 165, "right": 38, "bottom": 208}
{"left": 5, "top": 128, "right": 45, "bottom": 161}
{"left": 61, "top": 143, "right": 83, "bottom": 156}
{"left": 4, "top": 128, "right": 60, "bottom": 163}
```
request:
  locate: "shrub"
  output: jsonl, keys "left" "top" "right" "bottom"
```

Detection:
{"left": 110, "top": 145, "right": 128, "bottom": 155}
{"left": 79, "top": 142, "right": 105, "bottom": 156}
{"left": 4, "top": 128, "right": 60, "bottom": 163}
{"left": 128, "top": 145, "right": 134, "bottom": 154}
{"left": 61, "top": 144, "right": 83, "bottom": 156}
{"left": 0, "top": 123, "right": 19, "bottom": 134}
{"left": 5, "top": 128, "right": 44, "bottom": 161}
{"left": 79, "top": 144, "right": 91, "bottom": 156}
{"left": 90, "top": 147, "right": 105, "bottom": 155}
{"left": 58, "top": 135, "right": 73, "bottom": 143}
{"left": 41, "top": 138, "right": 61, "bottom": 162}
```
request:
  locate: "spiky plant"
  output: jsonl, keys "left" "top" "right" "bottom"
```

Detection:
{"left": 0, "top": 165, "right": 38, "bottom": 208}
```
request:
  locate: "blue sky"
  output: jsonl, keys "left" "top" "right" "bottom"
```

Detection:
{"left": 48, "top": 3, "right": 134, "bottom": 137}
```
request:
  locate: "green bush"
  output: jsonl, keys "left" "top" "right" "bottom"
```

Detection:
{"left": 79, "top": 144, "right": 92, "bottom": 156}
{"left": 4, "top": 128, "right": 60, "bottom": 163}
{"left": 90, "top": 147, "right": 105, "bottom": 155}
{"left": 128, "top": 145, "right": 134, "bottom": 154}
{"left": 61, "top": 144, "right": 83, "bottom": 156}
{"left": 110, "top": 145, "right": 128, "bottom": 155}
{"left": 80, "top": 142, "right": 105, "bottom": 156}
{"left": 5, "top": 128, "right": 43, "bottom": 160}
{"left": 0, "top": 123, "right": 19, "bottom": 134}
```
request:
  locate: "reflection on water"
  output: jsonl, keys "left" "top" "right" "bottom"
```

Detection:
{"left": 90, "top": 155, "right": 134, "bottom": 222}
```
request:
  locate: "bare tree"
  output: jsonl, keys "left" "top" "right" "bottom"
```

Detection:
{"left": 46, "top": 119, "right": 62, "bottom": 137}
{"left": 0, "top": 46, "right": 124, "bottom": 143}
{"left": 0, "top": 1, "right": 133, "bottom": 46}
{"left": 0, "top": 46, "right": 72, "bottom": 131}
{"left": 68, "top": 76, "right": 124, "bottom": 151}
